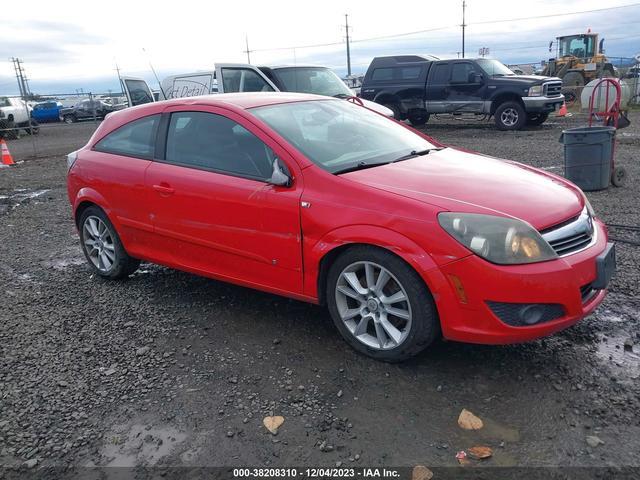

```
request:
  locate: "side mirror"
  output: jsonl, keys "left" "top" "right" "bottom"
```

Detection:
{"left": 268, "top": 158, "right": 291, "bottom": 187}
{"left": 469, "top": 72, "right": 483, "bottom": 83}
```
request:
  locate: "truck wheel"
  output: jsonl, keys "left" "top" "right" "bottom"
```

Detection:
{"left": 382, "top": 103, "right": 401, "bottom": 120}
{"left": 25, "top": 119, "right": 40, "bottom": 135}
{"left": 408, "top": 110, "right": 430, "bottom": 127}
{"left": 63, "top": 114, "right": 76, "bottom": 124}
{"left": 494, "top": 101, "right": 526, "bottom": 130}
{"left": 1, "top": 120, "right": 18, "bottom": 140}
{"left": 526, "top": 113, "right": 549, "bottom": 126}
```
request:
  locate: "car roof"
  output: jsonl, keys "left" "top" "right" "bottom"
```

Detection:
{"left": 154, "top": 92, "right": 330, "bottom": 110}
{"left": 261, "top": 65, "right": 331, "bottom": 70}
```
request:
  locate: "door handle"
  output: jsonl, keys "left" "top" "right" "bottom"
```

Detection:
{"left": 152, "top": 184, "right": 175, "bottom": 195}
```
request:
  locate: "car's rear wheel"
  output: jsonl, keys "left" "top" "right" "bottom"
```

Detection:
{"left": 326, "top": 246, "right": 439, "bottom": 362}
{"left": 408, "top": 110, "right": 430, "bottom": 127}
{"left": 79, "top": 206, "right": 140, "bottom": 279}
{"left": 382, "top": 102, "right": 401, "bottom": 120}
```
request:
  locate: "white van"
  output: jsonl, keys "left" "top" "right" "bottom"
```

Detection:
{"left": 121, "top": 63, "right": 393, "bottom": 117}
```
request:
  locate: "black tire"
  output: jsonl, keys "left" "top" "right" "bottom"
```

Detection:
{"left": 326, "top": 246, "right": 440, "bottom": 362}
{"left": 494, "top": 101, "right": 527, "bottom": 130}
{"left": 1, "top": 119, "right": 18, "bottom": 140}
{"left": 611, "top": 166, "right": 627, "bottom": 187}
{"left": 526, "top": 113, "right": 549, "bottom": 126}
{"left": 78, "top": 206, "right": 140, "bottom": 279}
{"left": 25, "top": 119, "right": 39, "bottom": 135}
{"left": 408, "top": 110, "right": 430, "bottom": 127}
{"left": 63, "top": 114, "right": 76, "bottom": 124}
{"left": 382, "top": 103, "right": 401, "bottom": 120}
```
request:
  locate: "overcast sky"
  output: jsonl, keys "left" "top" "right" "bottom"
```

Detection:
{"left": 1, "top": 0, "right": 639, "bottom": 95}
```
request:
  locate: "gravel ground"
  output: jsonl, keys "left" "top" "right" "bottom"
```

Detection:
{"left": 0, "top": 112, "right": 639, "bottom": 476}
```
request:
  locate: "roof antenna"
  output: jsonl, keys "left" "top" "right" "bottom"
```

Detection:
{"left": 142, "top": 48, "right": 166, "bottom": 99}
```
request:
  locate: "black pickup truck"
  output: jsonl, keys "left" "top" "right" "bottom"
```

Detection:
{"left": 360, "top": 55, "right": 564, "bottom": 130}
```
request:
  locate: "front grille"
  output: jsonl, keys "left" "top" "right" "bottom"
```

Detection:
{"left": 541, "top": 207, "right": 594, "bottom": 256}
{"left": 544, "top": 81, "right": 563, "bottom": 97}
{"left": 487, "top": 301, "right": 565, "bottom": 327}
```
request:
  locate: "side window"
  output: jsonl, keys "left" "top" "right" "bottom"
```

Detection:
{"left": 123, "top": 79, "right": 155, "bottom": 106}
{"left": 398, "top": 66, "right": 422, "bottom": 80}
{"left": 221, "top": 68, "right": 275, "bottom": 93}
{"left": 94, "top": 114, "right": 160, "bottom": 159}
{"left": 0, "top": 97, "right": 10, "bottom": 108}
{"left": 371, "top": 68, "right": 393, "bottom": 81}
{"left": 165, "top": 111, "right": 274, "bottom": 181}
{"left": 451, "top": 63, "right": 477, "bottom": 83}
{"left": 431, "top": 64, "right": 450, "bottom": 84}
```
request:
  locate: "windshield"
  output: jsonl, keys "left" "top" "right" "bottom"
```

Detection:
{"left": 251, "top": 99, "right": 436, "bottom": 174}
{"left": 272, "top": 67, "right": 354, "bottom": 97}
{"left": 476, "top": 59, "right": 515, "bottom": 76}
{"left": 558, "top": 35, "right": 595, "bottom": 58}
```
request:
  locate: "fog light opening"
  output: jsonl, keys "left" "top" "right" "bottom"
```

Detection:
{"left": 519, "top": 305, "right": 544, "bottom": 325}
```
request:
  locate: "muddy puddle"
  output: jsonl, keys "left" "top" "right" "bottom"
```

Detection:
{"left": 596, "top": 332, "right": 640, "bottom": 380}
{"left": 99, "top": 423, "right": 187, "bottom": 467}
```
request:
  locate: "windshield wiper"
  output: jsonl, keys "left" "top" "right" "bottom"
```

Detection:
{"left": 332, "top": 93, "right": 352, "bottom": 99}
{"left": 333, "top": 161, "right": 383, "bottom": 175}
{"left": 391, "top": 148, "right": 442, "bottom": 163}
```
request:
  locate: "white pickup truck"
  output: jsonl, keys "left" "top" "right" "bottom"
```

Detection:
{"left": 0, "top": 96, "right": 39, "bottom": 138}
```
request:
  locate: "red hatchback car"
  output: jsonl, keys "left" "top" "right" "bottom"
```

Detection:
{"left": 67, "top": 93, "right": 615, "bottom": 361}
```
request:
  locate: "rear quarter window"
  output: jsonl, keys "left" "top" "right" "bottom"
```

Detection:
{"left": 94, "top": 114, "right": 160, "bottom": 159}
{"left": 371, "top": 68, "right": 394, "bottom": 82}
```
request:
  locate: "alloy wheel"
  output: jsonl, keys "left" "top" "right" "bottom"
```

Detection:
{"left": 334, "top": 261, "right": 412, "bottom": 350}
{"left": 82, "top": 215, "right": 116, "bottom": 272}
{"left": 500, "top": 108, "right": 519, "bottom": 127}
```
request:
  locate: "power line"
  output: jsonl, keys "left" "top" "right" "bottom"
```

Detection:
{"left": 249, "top": 2, "right": 640, "bottom": 54}
{"left": 470, "top": 2, "right": 640, "bottom": 25}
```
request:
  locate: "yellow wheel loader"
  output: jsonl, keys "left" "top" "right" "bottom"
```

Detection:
{"left": 542, "top": 32, "right": 616, "bottom": 104}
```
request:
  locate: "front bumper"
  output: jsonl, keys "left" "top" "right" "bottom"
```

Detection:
{"left": 423, "top": 219, "right": 611, "bottom": 344}
{"left": 522, "top": 94, "right": 565, "bottom": 113}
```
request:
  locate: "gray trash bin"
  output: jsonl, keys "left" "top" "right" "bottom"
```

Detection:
{"left": 559, "top": 126, "right": 615, "bottom": 191}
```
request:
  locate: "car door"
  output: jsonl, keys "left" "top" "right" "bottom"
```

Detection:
{"left": 215, "top": 64, "right": 279, "bottom": 93}
{"left": 145, "top": 105, "right": 304, "bottom": 295}
{"left": 425, "top": 62, "right": 451, "bottom": 113}
{"left": 122, "top": 77, "right": 156, "bottom": 107}
{"left": 447, "top": 61, "right": 486, "bottom": 112}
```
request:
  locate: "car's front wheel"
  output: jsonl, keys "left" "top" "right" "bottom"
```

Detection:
{"left": 526, "top": 113, "right": 549, "bottom": 126}
{"left": 63, "top": 114, "right": 76, "bottom": 124}
{"left": 494, "top": 101, "right": 526, "bottom": 130}
{"left": 79, "top": 206, "right": 140, "bottom": 279}
{"left": 327, "top": 246, "right": 439, "bottom": 362}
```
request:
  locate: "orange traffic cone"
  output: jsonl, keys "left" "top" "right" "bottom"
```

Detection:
{"left": 556, "top": 102, "right": 567, "bottom": 118}
{"left": 1, "top": 139, "right": 15, "bottom": 165}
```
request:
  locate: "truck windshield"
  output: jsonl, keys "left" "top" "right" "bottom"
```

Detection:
{"left": 251, "top": 99, "right": 436, "bottom": 174}
{"left": 272, "top": 67, "right": 354, "bottom": 97}
{"left": 476, "top": 59, "right": 515, "bottom": 77}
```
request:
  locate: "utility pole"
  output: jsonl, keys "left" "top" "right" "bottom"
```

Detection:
{"left": 244, "top": 35, "right": 253, "bottom": 64}
{"left": 461, "top": 0, "right": 467, "bottom": 59}
{"left": 12, "top": 58, "right": 25, "bottom": 98}
{"left": 11, "top": 58, "right": 30, "bottom": 98}
{"left": 344, "top": 14, "right": 352, "bottom": 76}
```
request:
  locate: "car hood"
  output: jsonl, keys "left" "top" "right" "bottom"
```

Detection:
{"left": 342, "top": 147, "right": 583, "bottom": 230}
{"left": 489, "top": 75, "right": 561, "bottom": 86}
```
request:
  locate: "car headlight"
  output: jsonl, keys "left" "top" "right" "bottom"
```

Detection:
{"left": 438, "top": 213, "right": 558, "bottom": 265}
{"left": 582, "top": 193, "right": 596, "bottom": 218}
{"left": 528, "top": 85, "right": 543, "bottom": 97}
